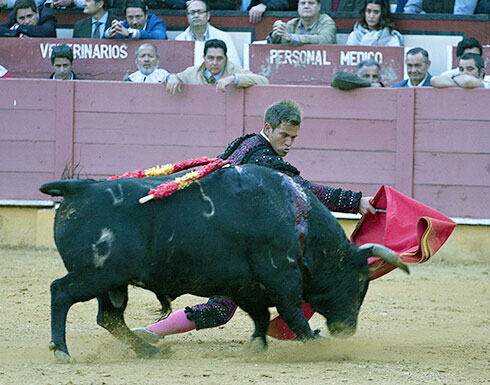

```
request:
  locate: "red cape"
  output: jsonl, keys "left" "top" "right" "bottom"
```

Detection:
{"left": 267, "top": 186, "right": 456, "bottom": 340}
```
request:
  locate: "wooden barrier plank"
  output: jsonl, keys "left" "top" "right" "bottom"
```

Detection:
{"left": 74, "top": 82, "right": 228, "bottom": 114}
{"left": 0, "top": 79, "right": 55, "bottom": 110}
{"left": 0, "top": 172, "right": 55, "bottom": 200}
{"left": 0, "top": 142, "right": 54, "bottom": 172}
{"left": 242, "top": 117, "right": 396, "bottom": 151}
{"left": 289, "top": 149, "right": 395, "bottom": 185}
{"left": 395, "top": 87, "right": 415, "bottom": 196}
{"left": 244, "top": 86, "right": 398, "bottom": 120}
{"left": 73, "top": 143, "right": 222, "bottom": 176}
{"left": 0, "top": 110, "right": 55, "bottom": 141}
{"left": 54, "top": 81, "right": 75, "bottom": 179}
{"left": 74, "top": 113, "right": 229, "bottom": 146}
{"left": 414, "top": 152, "right": 490, "bottom": 186}
{"left": 414, "top": 185, "right": 490, "bottom": 218}
{"left": 415, "top": 88, "right": 490, "bottom": 121}
{"left": 415, "top": 120, "right": 490, "bottom": 154}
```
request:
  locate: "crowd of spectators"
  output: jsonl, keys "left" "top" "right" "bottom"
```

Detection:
{"left": 0, "top": 0, "right": 488, "bottom": 89}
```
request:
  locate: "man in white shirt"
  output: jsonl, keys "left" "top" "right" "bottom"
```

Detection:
{"left": 431, "top": 53, "right": 489, "bottom": 89}
{"left": 175, "top": 0, "right": 242, "bottom": 67}
{"left": 392, "top": 47, "right": 432, "bottom": 88}
{"left": 126, "top": 43, "right": 169, "bottom": 83}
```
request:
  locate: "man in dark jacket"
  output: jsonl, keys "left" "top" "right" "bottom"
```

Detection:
{"left": 105, "top": 0, "right": 167, "bottom": 40}
{"left": 0, "top": 0, "right": 56, "bottom": 37}
{"left": 73, "top": 0, "right": 120, "bottom": 38}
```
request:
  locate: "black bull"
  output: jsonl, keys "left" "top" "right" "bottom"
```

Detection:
{"left": 40, "top": 164, "right": 408, "bottom": 363}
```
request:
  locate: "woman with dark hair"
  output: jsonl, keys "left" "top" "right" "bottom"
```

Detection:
{"left": 346, "top": 0, "right": 403, "bottom": 46}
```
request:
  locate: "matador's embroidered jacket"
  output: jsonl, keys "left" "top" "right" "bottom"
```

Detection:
{"left": 218, "top": 133, "right": 362, "bottom": 214}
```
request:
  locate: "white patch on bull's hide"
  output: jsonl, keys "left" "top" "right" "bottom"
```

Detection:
{"left": 168, "top": 231, "right": 175, "bottom": 243}
{"left": 195, "top": 181, "right": 215, "bottom": 219}
{"left": 234, "top": 165, "right": 244, "bottom": 175}
{"left": 105, "top": 184, "right": 124, "bottom": 206}
{"left": 269, "top": 249, "right": 278, "bottom": 269}
{"left": 92, "top": 228, "right": 115, "bottom": 268}
{"left": 281, "top": 174, "right": 308, "bottom": 203}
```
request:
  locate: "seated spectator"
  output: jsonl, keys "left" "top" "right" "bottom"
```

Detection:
{"left": 162, "top": 1, "right": 296, "bottom": 24}
{"left": 431, "top": 53, "right": 489, "bottom": 89}
{"left": 165, "top": 38, "right": 268, "bottom": 94}
{"left": 346, "top": 0, "right": 403, "bottom": 47}
{"left": 105, "top": 0, "right": 167, "bottom": 40}
{"left": 0, "top": 0, "right": 42, "bottom": 9}
{"left": 403, "top": 0, "right": 478, "bottom": 14}
{"left": 357, "top": 59, "right": 384, "bottom": 87}
{"left": 439, "top": 37, "right": 486, "bottom": 79}
{"left": 245, "top": 1, "right": 298, "bottom": 24}
{"left": 331, "top": 71, "right": 371, "bottom": 90}
{"left": 73, "top": 0, "right": 120, "bottom": 38}
{"left": 330, "top": 60, "right": 384, "bottom": 90}
{"left": 267, "top": 0, "right": 337, "bottom": 45}
{"left": 392, "top": 47, "right": 432, "bottom": 87}
{"left": 0, "top": 0, "right": 56, "bottom": 37}
{"left": 49, "top": 44, "right": 79, "bottom": 80}
{"left": 176, "top": 0, "right": 242, "bottom": 67}
{"left": 49, "top": 0, "right": 84, "bottom": 9}
{"left": 125, "top": 43, "right": 169, "bottom": 83}
{"left": 0, "top": 64, "right": 12, "bottom": 78}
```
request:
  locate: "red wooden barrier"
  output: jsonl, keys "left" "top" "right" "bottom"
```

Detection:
{"left": 0, "top": 79, "right": 489, "bottom": 218}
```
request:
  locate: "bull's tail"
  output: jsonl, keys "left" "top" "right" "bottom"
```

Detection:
{"left": 40, "top": 179, "right": 96, "bottom": 197}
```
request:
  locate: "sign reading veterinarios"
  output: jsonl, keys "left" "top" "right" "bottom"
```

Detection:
{"left": 0, "top": 38, "right": 194, "bottom": 80}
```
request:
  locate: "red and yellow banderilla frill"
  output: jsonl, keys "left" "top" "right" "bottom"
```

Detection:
{"left": 108, "top": 157, "right": 230, "bottom": 204}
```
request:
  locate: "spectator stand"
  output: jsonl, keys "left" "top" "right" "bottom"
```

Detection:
{"left": 2, "top": 7, "right": 488, "bottom": 73}
{"left": 0, "top": 38, "right": 194, "bottom": 80}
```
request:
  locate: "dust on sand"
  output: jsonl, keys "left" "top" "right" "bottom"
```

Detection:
{"left": 0, "top": 247, "right": 488, "bottom": 384}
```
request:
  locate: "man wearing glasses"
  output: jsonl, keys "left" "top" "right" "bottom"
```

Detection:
{"left": 175, "top": 0, "right": 242, "bottom": 66}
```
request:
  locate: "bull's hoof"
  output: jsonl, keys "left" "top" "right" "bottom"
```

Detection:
{"left": 49, "top": 341, "right": 71, "bottom": 363}
{"left": 246, "top": 337, "right": 267, "bottom": 353}
{"left": 131, "top": 327, "right": 160, "bottom": 345}
{"left": 54, "top": 350, "right": 71, "bottom": 364}
{"left": 136, "top": 344, "right": 164, "bottom": 359}
{"left": 312, "top": 329, "right": 326, "bottom": 339}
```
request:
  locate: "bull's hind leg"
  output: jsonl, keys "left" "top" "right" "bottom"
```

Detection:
{"left": 238, "top": 301, "right": 270, "bottom": 351}
{"left": 50, "top": 271, "right": 117, "bottom": 363}
{"left": 96, "top": 288, "right": 161, "bottom": 359}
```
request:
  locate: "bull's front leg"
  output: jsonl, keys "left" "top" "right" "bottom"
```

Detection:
{"left": 258, "top": 270, "right": 315, "bottom": 341}
{"left": 96, "top": 289, "right": 162, "bottom": 359}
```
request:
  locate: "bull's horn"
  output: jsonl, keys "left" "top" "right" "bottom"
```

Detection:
{"left": 360, "top": 243, "right": 410, "bottom": 274}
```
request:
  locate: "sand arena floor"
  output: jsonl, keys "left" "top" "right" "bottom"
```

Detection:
{"left": 0, "top": 247, "right": 489, "bottom": 385}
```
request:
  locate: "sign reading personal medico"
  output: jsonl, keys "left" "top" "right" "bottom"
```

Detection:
{"left": 0, "top": 38, "right": 194, "bottom": 80}
{"left": 247, "top": 44, "right": 405, "bottom": 86}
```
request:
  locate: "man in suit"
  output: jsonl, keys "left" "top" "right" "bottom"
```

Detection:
{"left": 392, "top": 47, "right": 432, "bottom": 88}
{"left": 105, "top": 0, "right": 167, "bottom": 40}
{"left": 73, "top": 0, "right": 120, "bottom": 38}
{"left": 0, "top": 0, "right": 56, "bottom": 37}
